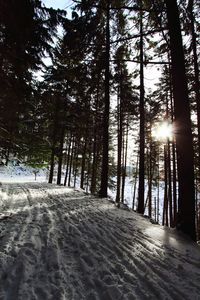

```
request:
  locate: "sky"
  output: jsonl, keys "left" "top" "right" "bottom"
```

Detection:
{"left": 42, "top": 0, "right": 74, "bottom": 10}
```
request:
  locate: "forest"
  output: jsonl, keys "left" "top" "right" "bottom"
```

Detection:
{"left": 0, "top": 0, "right": 200, "bottom": 244}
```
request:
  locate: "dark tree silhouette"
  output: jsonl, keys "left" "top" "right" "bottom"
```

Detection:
{"left": 165, "top": 0, "right": 196, "bottom": 240}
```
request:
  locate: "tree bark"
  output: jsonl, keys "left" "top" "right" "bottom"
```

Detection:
{"left": 166, "top": 0, "right": 196, "bottom": 240}
{"left": 49, "top": 100, "right": 59, "bottom": 184}
{"left": 57, "top": 126, "right": 65, "bottom": 185}
{"left": 99, "top": 1, "right": 110, "bottom": 197}
{"left": 68, "top": 137, "right": 74, "bottom": 187}
{"left": 188, "top": 0, "right": 200, "bottom": 183}
{"left": 137, "top": 6, "right": 145, "bottom": 214}
{"left": 80, "top": 138, "right": 87, "bottom": 189}
{"left": 64, "top": 133, "right": 72, "bottom": 186}
{"left": 116, "top": 86, "right": 122, "bottom": 204}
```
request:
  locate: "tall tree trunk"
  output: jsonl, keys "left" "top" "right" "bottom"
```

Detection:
{"left": 167, "top": 139, "right": 173, "bottom": 227}
{"left": 73, "top": 150, "right": 78, "bottom": 188}
{"left": 166, "top": 96, "right": 173, "bottom": 227}
{"left": 91, "top": 78, "right": 100, "bottom": 194}
{"left": 57, "top": 126, "right": 65, "bottom": 185}
{"left": 64, "top": 133, "right": 72, "bottom": 186}
{"left": 91, "top": 134, "right": 97, "bottom": 194}
{"left": 49, "top": 100, "right": 59, "bottom": 184}
{"left": 172, "top": 139, "right": 177, "bottom": 225}
{"left": 68, "top": 137, "right": 74, "bottom": 187}
{"left": 86, "top": 143, "right": 92, "bottom": 193}
{"left": 166, "top": 0, "right": 196, "bottom": 240}
{"left": 188, "top": 0, "right": 200, "bottom": 182}
{"left": 132, "top": 151, "right": 139, "bottom": 210}
{"left": 80, "top": 138, "right": 87, "bottom": 189}
{"left": 99, "top": 1, "right": 110, "bottom": 197}
{"left": 148, "top": 129, "right": 152, "bottom": 219}
{"left": 157, "top": 147, "right": 160, "bottom": 223}
{"left": 163, "top": 144, "right": 169, "bottom": 226}
{"left": 137, "top": 6, "right": 145, "bottom": 214}
{"left": 169, "top": 72, "right": 177, "bottom": 226}
{"left": 121, "top": 119, "right": 129, "bottom": 204}
{"left": 116, "top": 86, "right": 122, "bottom": 204}
{"left": 49, "top": 147, "right": 56, "bottom": 184}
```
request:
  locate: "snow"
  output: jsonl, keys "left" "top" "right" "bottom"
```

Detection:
{"left": 0, "top": 165, "right": 47, "bottom": 183}
{"left": 0, "top": 182, "right": 200, "bottom": 299}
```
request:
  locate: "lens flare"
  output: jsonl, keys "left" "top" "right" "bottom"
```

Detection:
{"left": 152, "top": 122, "right": 173, "bottom": 141}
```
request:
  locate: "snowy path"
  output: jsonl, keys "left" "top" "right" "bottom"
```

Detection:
{"left": 0, "top": 183, "right": 200, "bottom": 300}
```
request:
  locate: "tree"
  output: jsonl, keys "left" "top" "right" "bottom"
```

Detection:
{"left": 0, "top": 0, "right": 65, "bottom": 162}
{"left": 165, "top": 0, "right": 196, "bottom": 240}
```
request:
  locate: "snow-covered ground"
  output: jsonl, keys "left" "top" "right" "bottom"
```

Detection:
{"left": 0, "top": 165, "right": 47, "bottom": 183}
{"left": 0, "top": 182, "right": 200, "bottom": 300}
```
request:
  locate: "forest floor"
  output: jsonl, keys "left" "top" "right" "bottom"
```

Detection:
{"left": 0, "top": 182, "right": 200, "bottom": 300}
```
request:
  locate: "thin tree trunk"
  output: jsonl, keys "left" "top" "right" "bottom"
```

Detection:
{"left": 116, "top": 86, "right": 122, "bottom": 204}
{"left": 132, "top": 151, "right": 139, "bottom": 210}
{"left": 91, "top": 134, "right": 97, "bottom": 194}
{"left": 73, "top": 150, "right": 78, "bottom": 188}
{"left": 148, "top": 126, "right": 153, "bottom": 218}
{"left": 167, "top": 139, "right": 173, "bottom": 227}
{"left": 68, "top": 137, "right": 74, "bottom": 187}
{"left": 157, "top": 146, "right": 160, "bottom": 223}
{"left": 99, "top": 1, "right": 110, "bottom": 198}
{"left": 49, "top": 101, "right": 59, "bottom": 184}
{"left": 86, "top": 143, "right": 92, "bottom": 194}
{"left": 91, "top": 77, "right": 100, "bottom": 194}
{"left": 172, "top": 139, "right": 177, "bottom": 225}
{"left": 121, "top": 119, "right": 129, "bottom": 203}
{"left": 64, "top": 133, "right": 72, "bottom": 186}
{"left": 137, "top": 5, "right": 145, "bottom": 214}
{"left": 163, "top": 144, "right": 168, "bottom": 226}
{"left": 80, "top": 139, "right": 87, "bottom": 190}
{"left": 57, "top": 126, "right": 65, "bottom": 185}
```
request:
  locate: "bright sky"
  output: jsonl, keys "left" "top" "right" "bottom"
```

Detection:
{"left": 42, "top": 0, "right": 74, "bottom": 10}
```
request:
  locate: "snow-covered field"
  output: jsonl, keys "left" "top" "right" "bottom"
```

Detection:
{"left": 0, "top": 165, "right": 47, "bottom": 183}
{"left": 0, "top": 182, "right": 200, "bottom": 300}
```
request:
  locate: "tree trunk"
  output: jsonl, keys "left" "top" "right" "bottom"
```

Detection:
{"left": 163, "top": 144, "right": 168, "bottom": 226}
{"left": 80, "top": 138, "right": 87, "bottom": 190}
{"left": 132, "top": 151, "right": 139, "bottom": 211}
{"left": 148, "top": 131, "right": 152, "bottom": 219}
{"left": 99, "top": 1, "right": 110, "bottom": 197}
{"left": 166, "top": 0, "right": 196, "bottom": 240}
{"left": 121, "top": 119, "right": 129, "bottom": 204}
{"left": 157, "top": 146, "right": 160, "bottom": 223}
{"left": 188, "top": 0, "right": 200, "bottom": 183}
{"left": 64, "top": 133, "right": 72, "bottom": 186}
{"left": 49, "top": 100, "right": 59, "bottom": 184}
{"left": 116, "top": 86, "right": 122, "bottom": 204}
{"left": 167, "top": 139, "right": 173, "bottom": 227}
{"left": 169, "top": 72, "right": 177, "bottom": 227}
{"left": 91, "top": 134, "right": 97, "bottom": 194}
{"left": 137, "top": 6, "right": 145, "bottom": 214}
{"left": 68, "top": 137, "right": 74, "bottom": 187}
{"left": 57, "top": 126, "right": 65, "bottom": 185}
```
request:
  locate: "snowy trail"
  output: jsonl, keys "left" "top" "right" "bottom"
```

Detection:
{"left": 0, "top": 183, "right": 200, "bottom": 300}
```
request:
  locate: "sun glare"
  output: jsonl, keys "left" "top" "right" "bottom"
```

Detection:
{"left": 152, "top": 122, "right": 173, "bottom": 141}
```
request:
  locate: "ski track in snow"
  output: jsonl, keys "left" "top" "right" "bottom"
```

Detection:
{"left": 0, "top": 183, "right": 200, "bottom": 300}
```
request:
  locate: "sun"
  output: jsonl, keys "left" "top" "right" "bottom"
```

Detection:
{"left": 152, "top": 122, "right": 173, "bottom": 141}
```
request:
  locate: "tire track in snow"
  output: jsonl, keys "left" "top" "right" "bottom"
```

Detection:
{"left": 0, "top": 183, "right": 200, "bottom": 300}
